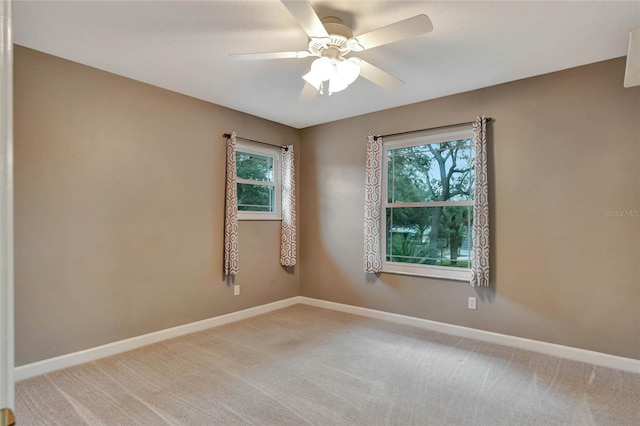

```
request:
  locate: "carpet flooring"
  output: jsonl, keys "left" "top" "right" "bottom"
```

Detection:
{"left": 15, "top": 304, "right": 640, "bottom": 425}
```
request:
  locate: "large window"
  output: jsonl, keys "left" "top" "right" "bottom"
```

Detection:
{"left": 382, "top": 127, "right": 475, "bottom": 280}
{"left": 236, "top": 142, "right": 281, "bottom": 220}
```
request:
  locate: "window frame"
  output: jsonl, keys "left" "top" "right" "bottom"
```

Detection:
{"left": 236, "top": 141, "right": 282, "bottom": 221}
{"left": 381, "top": 126, "right": 475, "bottom": 281}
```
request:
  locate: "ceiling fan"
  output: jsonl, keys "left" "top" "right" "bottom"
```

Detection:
{"left": 228, "top": 0, "right": 433, "bottom": 100}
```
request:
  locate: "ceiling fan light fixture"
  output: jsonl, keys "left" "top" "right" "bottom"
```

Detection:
{"left": 328, "top": 75, "right": 349, "bottom": 94}
{"left": 302, "top": 70, "right": 322, "bottom": 91}
{"left": 310, "top": 56, "right": 334, "bottom": 81}
{"left": 339, "top": 57, "right": 361, "bottom": 85}
{"left": 304, "top": 55, "right": 362, "bottom": 95}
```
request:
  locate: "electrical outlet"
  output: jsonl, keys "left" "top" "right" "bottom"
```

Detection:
{"left": 234, "top": 285, "right": 240, "bottom": 296}
{"left": 468, "top": 296, "right": 476, "bottom": 310}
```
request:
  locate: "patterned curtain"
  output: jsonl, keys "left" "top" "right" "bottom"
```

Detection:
{"left": 223, "top": 132, "right": 239, "bottom": 276}
{"left": 280, "top": 145, "right": 297, "bottom": 266}
{"left": 364, "top": 134, "right": 383, "bottom": 273}
{"left": 471, "top": 117, "right": 490, "bottom": 287}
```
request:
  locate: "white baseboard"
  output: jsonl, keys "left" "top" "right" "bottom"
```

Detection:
{"left": 15, "top": 295, "right": 639, "bottom": 381}
{"left": 297, "top": 297, "right": 640, "bottom": 374}
{"left": 14, "top": 297, "right": 300, "bottom": 381}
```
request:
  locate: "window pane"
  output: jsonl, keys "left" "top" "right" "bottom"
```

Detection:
{"left": 237, "top": 151, "right": 274, "bottom": 182}
{"left": 386, "top": 206, "right": 472, "bottom": 268}
{"left": 388, "top": 139, "right": 474, "bottom": 203}
{"left": 237, "top": 183, "right": 275, "bottom": 212}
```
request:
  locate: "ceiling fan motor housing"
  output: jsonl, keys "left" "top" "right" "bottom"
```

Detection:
{"left": 308, "top": 16, "right": 354, "bottom": 56}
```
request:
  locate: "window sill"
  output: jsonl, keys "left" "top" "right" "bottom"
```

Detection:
{"left": 381, "top": 266, "right": 471, "bottom": 282}
{"left": 238, "top": 211, "right": 281, "bottom": 221}
{"left": 238, "top": 217, "right": 282, "bottom": 221}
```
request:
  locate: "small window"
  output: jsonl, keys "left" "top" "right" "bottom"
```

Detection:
{"left": 236, "top": 142, "right": 281, "bottom": 220}
{"left": 382, "top": 127, "right": 475, "bottom": 281}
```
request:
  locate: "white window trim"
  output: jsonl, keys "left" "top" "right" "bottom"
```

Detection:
{"left": 381, "top": 126, "right": 475, "bottom": 281}
{"left": 236, "top": 141, "right": 282, "bottom": 221}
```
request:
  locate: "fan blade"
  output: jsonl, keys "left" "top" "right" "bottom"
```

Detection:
{"left": 353, "top": 15, "right": 433, "bottom": 51}
{"left": 358, "top": 59, "right": 404, "bottom": 90}
{"left": 298, "top": 82, "right": 319, "bottom": 102}
{"left": 281, "top": 0, "right": 329, "bottom": 39}
{"left": 228, "top": 51, "right": 311, "bottom": 61}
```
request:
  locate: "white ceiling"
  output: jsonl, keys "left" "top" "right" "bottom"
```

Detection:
{"left": 13, "top": 1, "right": 640, "bottom": 129}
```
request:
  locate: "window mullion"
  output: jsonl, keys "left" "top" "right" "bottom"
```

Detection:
{"left": 237, "top": 177, "right": 276, "bottom": 187}
{"left": 386, "top": 200, "right": 473, "bottom": 208}
{"left": 391, "top": 150, "right": 395, "bottom": 204}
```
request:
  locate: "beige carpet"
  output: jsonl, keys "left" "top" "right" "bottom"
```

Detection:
{"left": 16, "top": 304, "right": 640, "bottom": 425}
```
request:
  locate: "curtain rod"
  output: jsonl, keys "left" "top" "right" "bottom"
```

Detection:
{"left": 377, "top": 117, "right": 492, "bottom": 139}
{"left": 223, "top": 133, "right": 289, "bottom": 151}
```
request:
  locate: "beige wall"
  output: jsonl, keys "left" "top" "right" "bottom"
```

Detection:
{"left": 300, "top": 57, "right": 640, "bottom": 359}
{"left": 14, "top": 46, "right": 639, "bottom": 366}
{"left": 14, "top": 46, "right": 299, "bottom": 366}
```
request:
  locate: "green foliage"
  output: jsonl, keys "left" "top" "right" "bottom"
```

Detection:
{"left": 439, "top": 207, "right": 470, "bottom": 265}
{"left": 237, "top": 152, "right": 273, "bottom": 181}
{"left": 237, "top": 184, "right": 273, "bottom": 211}
{"left": 388, "top": 232, "right": 430, "bottom": 264}
{"left": 388, "top": 140, "right": 473, "bottom": 203}
{"left": 437, "top": 260, "right": 470, "bottom": 268}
